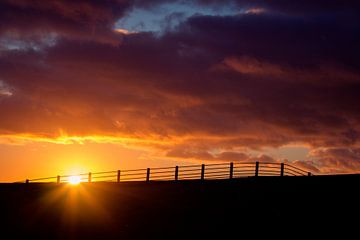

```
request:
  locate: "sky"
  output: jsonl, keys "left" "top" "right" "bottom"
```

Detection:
{"left": 1, "top": 0, "right": 360, "bottom": 181}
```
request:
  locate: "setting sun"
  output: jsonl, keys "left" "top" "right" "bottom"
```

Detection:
{"left": 68, "top": 175, "right": 81, "bottom": 185}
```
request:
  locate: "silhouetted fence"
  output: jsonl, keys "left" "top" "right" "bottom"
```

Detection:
{"left": 24, "top": 162, "right": 311, "bottom": 183}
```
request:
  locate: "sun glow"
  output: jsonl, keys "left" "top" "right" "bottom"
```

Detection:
{"left": 68, "top": 175, "right": 81, "bottom": 185}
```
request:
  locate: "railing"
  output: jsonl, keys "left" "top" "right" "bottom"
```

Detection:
{"left": 23, "top": 162, "right": 312, "bottom": 183}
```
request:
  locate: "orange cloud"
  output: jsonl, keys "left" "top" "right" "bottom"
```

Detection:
{"left": 223, "top": 56, "right": 284, "bottom": 76}
{"left": 245, "top": 8, "right": 267, "bottom": 15}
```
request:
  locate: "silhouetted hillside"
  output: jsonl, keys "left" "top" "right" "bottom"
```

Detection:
{"left": 0, "top": 175, "right": 359, "bottom": 239}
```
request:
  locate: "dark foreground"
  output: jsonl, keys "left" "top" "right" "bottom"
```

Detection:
{"left": 0, "top": 175, "right": 359, "bottom": 239}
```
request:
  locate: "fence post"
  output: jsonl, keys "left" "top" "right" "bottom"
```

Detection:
{"left": 57, "top": 175, "right": 60, "bottom": 184}
{"left": 201, "top": 164, "right": 205, "bottom": 180}
{"left": 308, "top": 172, "right": 311, "bottom": 176}
{"left": 88, "top": 172, "right": 92, "bottom": 183}
{"left": 146, "top": 168, "right": 150, "bottom": 182}
{"left": 230, "top": 162, "right": 234, "bottom": 179}
{"left": 255, "top": 162, "right": 259, "bottom": 177}
{"left": 26, "top": 179, "right": 29, "bottom": 184}
{"left": 117, "top": 170, "right": 121, "bottom": 182}
{"left": 280, "top": 163, "right": 284, "bottom": 177}
{"left": 175, "top": 166, "right": 179, "bottom": 181}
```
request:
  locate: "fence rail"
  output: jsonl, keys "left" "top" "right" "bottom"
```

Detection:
{"left": 23, "top": 162, "right": 312, "bottom": 184}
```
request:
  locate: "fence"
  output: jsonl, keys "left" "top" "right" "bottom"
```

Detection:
{"left": 24, "top": 162, "right": 311, "bottom": 183}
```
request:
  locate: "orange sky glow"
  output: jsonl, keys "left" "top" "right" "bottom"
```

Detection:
{"left": 0, "top": 136, "right": 197, "bottom": 182}
{"left": 0, "top": 133, "right": 312, "bottom": 182}
{"left": 1, "top": 0, "right": 360, "bottom": 181}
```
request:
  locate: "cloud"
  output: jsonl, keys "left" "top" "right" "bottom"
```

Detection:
{"left": 222, "top": 56, "right": 285, "bottom": 76}
{"left": 114, "top": 28, "right": 137, "bottom": 35}
{"left": 292, "top": 160, "right": 321, "bottom": 173}
{"left": 166, "top": 145, "right": 276, "bottom": 163}
{"left": 199, "top": 0, "right": 360, "bottom": 15}
{"left": 309, "top": 148, "right": 360, "bottom": 173}
{"left": 244, "top": 8, "right": 267, "bottom": 15}
{"left": 0, "top": 0, "right": 360, "bottom": 173}
{"left": 0, "top": 0, "right": 160, "bottom": 47}
{"left": 0, "top": 80, "right": 13, "bottom": 97}
{"left": 220, "top": 56, "right": 360, "bottom": 88}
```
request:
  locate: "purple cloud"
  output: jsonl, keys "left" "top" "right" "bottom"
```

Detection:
{"left": 1, "top": 0, "right": 360, "bottom": 173}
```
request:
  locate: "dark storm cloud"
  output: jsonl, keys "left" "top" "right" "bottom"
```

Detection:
{"left": 1, "top": 0, "right": 360, "bottom": 172}
{"left": 198, "top": 0, "right": 360, "bottom": 14}
{"left": 0, "top": 0, "right": 134, "bottom": 45}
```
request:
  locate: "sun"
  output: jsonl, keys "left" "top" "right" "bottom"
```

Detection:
{"left": 68, "top": 175, "right": 81, "bottom": 185}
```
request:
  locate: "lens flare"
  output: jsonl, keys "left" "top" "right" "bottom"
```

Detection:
{"left": 68, "top": 175, "right": 81, "bottom": 185}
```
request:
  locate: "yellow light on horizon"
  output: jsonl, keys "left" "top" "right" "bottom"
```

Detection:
{"left": 68, "top": 175, "right": 81, "bottom": 185}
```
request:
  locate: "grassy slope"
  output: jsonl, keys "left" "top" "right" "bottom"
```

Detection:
{"left": 0, "top": 175, "right": 359, "bottom": 239}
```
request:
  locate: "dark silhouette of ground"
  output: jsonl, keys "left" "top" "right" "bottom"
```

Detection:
{"left": 0, "top": 175, "right": 358, "bottom": 239}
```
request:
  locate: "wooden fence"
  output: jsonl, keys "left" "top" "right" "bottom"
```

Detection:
{"left": 24, "top": 162, "right": 311, "bottom": 183}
